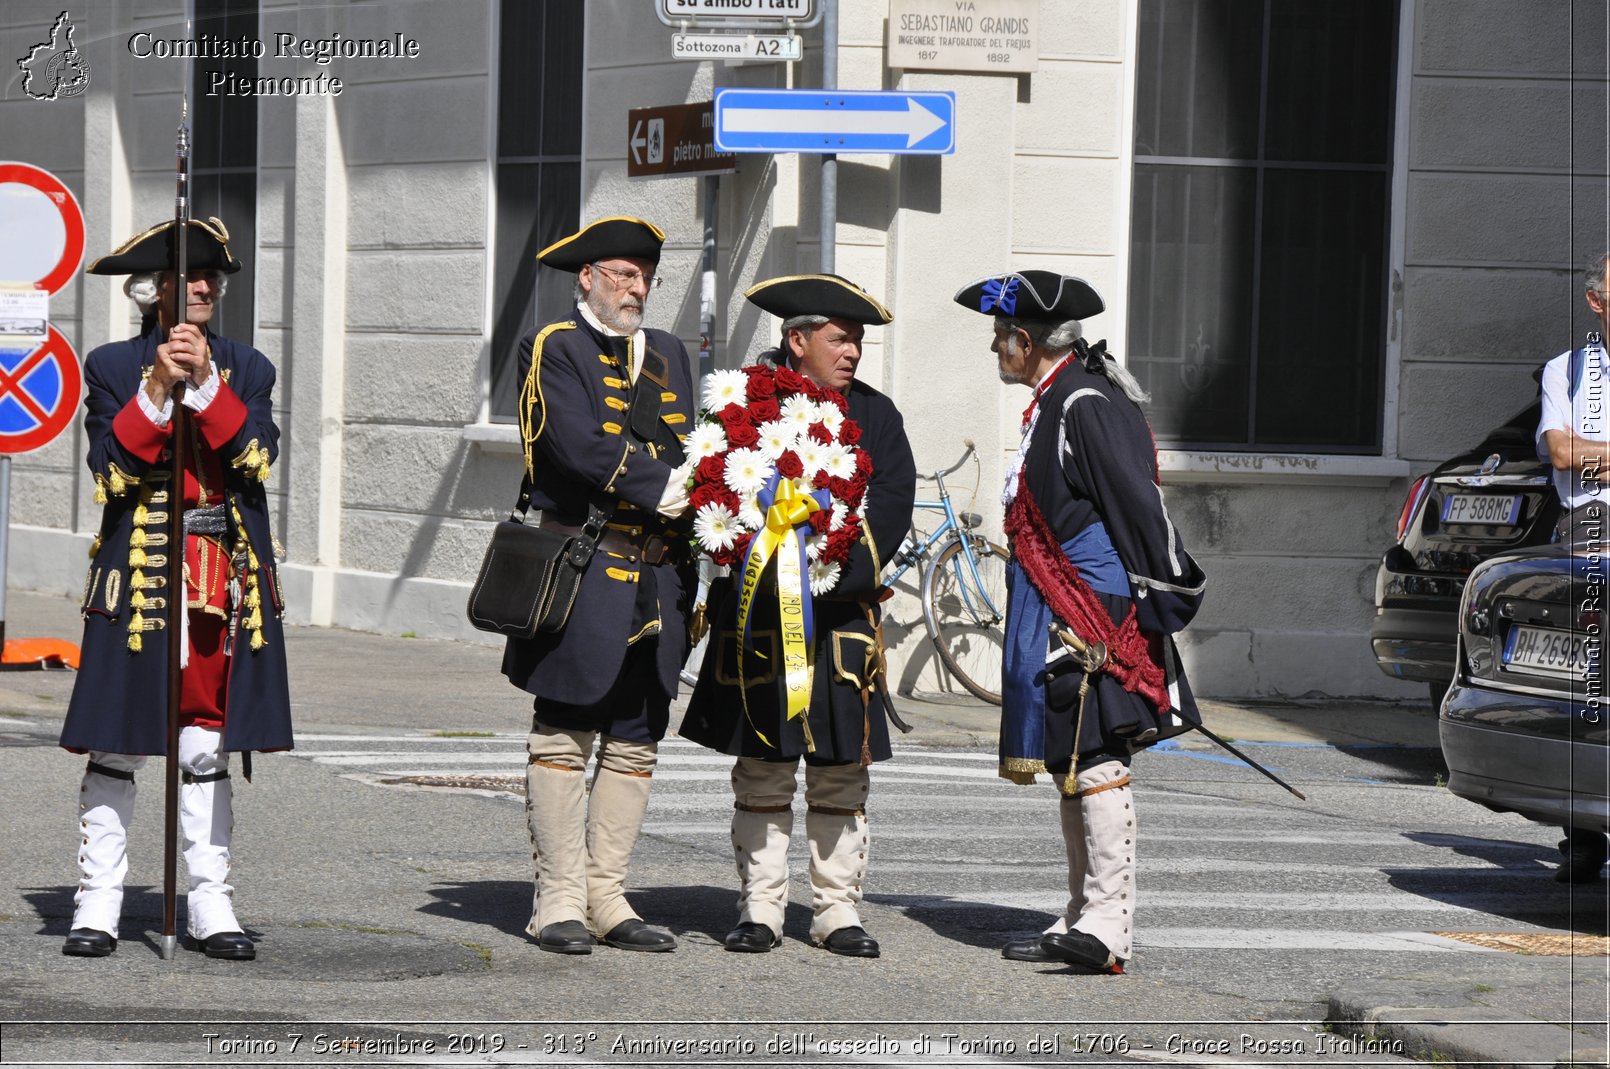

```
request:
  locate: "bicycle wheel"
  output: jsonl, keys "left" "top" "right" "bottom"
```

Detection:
{"left": 920, "top": 535, "right": 1009, "bottom": 706}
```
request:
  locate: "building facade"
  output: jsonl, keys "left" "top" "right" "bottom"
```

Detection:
{"left": 2, "top": 0, "right": 1605, "bottom": 698}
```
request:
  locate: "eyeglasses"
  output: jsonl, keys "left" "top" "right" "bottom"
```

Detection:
{"left": 591, "top": 262, "right": 661, "bottom": 290}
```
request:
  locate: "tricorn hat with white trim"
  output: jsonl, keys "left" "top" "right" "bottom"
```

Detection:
{"left": 953, "top": 270, "right": 1104, "bottom": 321}
{"left": 86, "top": 217, "right": 243, "bottom": 276}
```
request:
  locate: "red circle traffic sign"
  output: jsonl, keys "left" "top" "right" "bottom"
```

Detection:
{"left": 0, "top": 162, "right": 85, "bottom": 296}
{"left": 0, "top": 326, "right": 82, "bottom": 454}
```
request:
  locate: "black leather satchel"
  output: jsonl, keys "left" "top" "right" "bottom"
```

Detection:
{"left": 465, "top": 480, "right": 606, "bottom": 638}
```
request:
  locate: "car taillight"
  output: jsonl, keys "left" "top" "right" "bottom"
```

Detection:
{"left": 1396, "top": 475, "right": 1432, "bottom": 542}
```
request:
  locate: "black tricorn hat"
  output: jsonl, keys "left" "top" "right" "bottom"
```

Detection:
{"left": 86, "top": 217, "right": 243, "bottom": 276}
{"left": 745, "top": 274, "right": 893, "bottom": 324}
{"left": 953, "top": 270, "right": 1104, "bottom": 321}
{"left": 538, "top": 216, "right": 666, "bottom": 272}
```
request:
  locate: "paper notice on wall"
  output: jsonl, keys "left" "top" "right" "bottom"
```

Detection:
{"left": 0, "top": 287, "right": 48, "bottom": 341}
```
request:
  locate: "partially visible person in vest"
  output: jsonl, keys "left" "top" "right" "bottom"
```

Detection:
{"left": 954, "top": 270, "right": 1205, "bottom": 974}
{"left": 502, "top": 217, "right": 696, "bottom": 954}
{"left": 1536, "top": 250, "right": 1610, "bottom": 883}
{"left": 679, "top": 275, "right": 916, "bottom": 958}
{"left": 59, "top": 218, "right": 291, "bottom": 960}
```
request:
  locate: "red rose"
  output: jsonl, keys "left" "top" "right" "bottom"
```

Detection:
{"left": 812, "top": 470, "right": 832, "bottom": 490}
{"left": 719, "top": 403, "right": 750, "bottom": 428}
{"left": 691, "top": 483, "right": 726, "bottom": 511}
{"left": 726, "top": 421, "right": 760, "bottom": 448}
{"left": 824, "top": 390, "right": 850, "bottom": 413}
{"left": 745, "top": 368, "right": 777, "bottom": 400}
{"left": 775, "top": 450, "right": 804, "bottom": 479}
{"left": 808, "top": 507, "right": 832, "bottom": 534}
{"left": 807, "top": 421, "right": 833, "bottom": 445}
{"left": 837, "top": 420, "right": 862, "bottom": 446}
{"left": 749, "top": 397, "right": 781, "bottom": 423}
{"left": 854, "top": 449, "right": 874, "bottom": 476}
{"left": 774, "top": 366, "right": 808, "bottom": 393}
{"left": 695, "top": 454, "right": 726, "bottom": 485}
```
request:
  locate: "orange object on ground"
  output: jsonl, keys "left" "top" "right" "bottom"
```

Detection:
{"left": 1, "top": 638, "right": 80, "bottom": 670}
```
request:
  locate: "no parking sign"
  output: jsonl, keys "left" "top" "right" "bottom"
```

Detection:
{"left": 0, "top": 162, "right": 85, "bottom": 455}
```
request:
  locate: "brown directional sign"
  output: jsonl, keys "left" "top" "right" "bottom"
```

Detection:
{"left": 627, "top": 101, "right": 737, "bottom": 180}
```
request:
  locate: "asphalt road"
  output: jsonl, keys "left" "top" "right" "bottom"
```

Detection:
{"left": 0, "top": 590, "right": 1605, "bottom": 1067}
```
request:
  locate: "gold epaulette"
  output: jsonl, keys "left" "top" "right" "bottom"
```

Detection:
{"left": 518, "top": 321, "right": 579, "bottom": 480}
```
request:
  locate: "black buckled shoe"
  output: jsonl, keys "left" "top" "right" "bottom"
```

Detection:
{"left": 198, "top": 931, "right": 256, "bottom": 960}
{"left": 537, "top": 920, "right": 595, "bottom": 954}
{"left": 1001, "top": 936, "right": 1054, "bottom": 962}
{"left": 724, "top": 921, "right": 781, "bottom": 953}
{"left": 821, "top": 926, "right": 880, "bottom": 958}
{"left": 1040, "top": 930, "right": 1122, "bottom": 973}
{"left": 602, "top": 918, "right": 676, "bottom": 952}
{"left": 62, "top": 928, "right": 116, "bottom": 957}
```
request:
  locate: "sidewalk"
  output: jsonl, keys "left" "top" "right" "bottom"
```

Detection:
{"left": 1, "top": 588, "right": 1603, "bottom": 1067}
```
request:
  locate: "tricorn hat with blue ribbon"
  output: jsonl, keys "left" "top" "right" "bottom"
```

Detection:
{"left": 86, "top": 217, "right": 243, "bottom": 276}
{"left": 745, "top": 273, "right": 893, "bottom": 324}
{"left": 953, "top": 270, "right": 1104, "bottom": 322}
{"left": 537, "top": 216, "right": 666, "bottom": 272}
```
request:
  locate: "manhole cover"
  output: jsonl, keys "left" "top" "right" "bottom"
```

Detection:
{"left": 1432, "top": 931, "right": 1610, "bottom": 956}
{"left": 380, "top": 774, "right": 525, "bottom": 795}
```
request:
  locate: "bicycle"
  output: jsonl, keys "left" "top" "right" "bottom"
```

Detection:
{"left": 885, "top": 439, "right": 1009, "bottom": 706}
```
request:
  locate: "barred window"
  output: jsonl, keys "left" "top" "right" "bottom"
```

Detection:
{"left": 190, "top": 0, "right": 259, "bottom": 344}
{"left": 1128, "top": 0, "right": 1398, "bottom": 452}
{"left": 488, "top": 0, "right": 584, "bottom": 422}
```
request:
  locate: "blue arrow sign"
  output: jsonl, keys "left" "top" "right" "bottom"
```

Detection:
{"left": 714, "top": 89, "right": 955, "bottom": 155}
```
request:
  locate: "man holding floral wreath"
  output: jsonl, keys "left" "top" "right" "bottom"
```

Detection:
{"left": 680, "top": 274, "right": 916, "bottom": 958}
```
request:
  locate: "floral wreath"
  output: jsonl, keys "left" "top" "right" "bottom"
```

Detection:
{"left": 685, "top": 363, "right": 870, "bottom": 594}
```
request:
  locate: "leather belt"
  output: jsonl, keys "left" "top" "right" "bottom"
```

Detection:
{"left": 534, "top": 514, "right": 676, "bottom": 566}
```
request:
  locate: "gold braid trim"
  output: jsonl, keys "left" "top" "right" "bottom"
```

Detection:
{"left": 999, "top": 757, "right": 1045, "bottom": 785}
{"left": 518, "top": 321, "right": 578, "bottom": 480}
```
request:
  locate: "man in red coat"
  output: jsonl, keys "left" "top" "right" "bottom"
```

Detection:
{"left": 59, "top": 219, "right": 291, "bottom": 960}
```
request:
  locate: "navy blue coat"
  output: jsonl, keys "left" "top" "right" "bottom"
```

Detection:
{"left": 679, "top": 371, "right": 916, "bottom": 764}
{"left": 1003, "top": 359, "right": 1206, "bottom": 774}
{"left": 59, "top": 321, "right": 292, "bottom": 756}
{"left": 500, "top": 311, "right": 697, "bottom": 705}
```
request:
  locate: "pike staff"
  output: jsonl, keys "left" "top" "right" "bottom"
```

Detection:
{"left": 159, "top": 96, "right": 191, "bottom": 964}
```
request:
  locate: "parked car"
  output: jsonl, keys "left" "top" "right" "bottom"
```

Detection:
{"left": 1370, "top": 400, "right": 1560, "bottom": 705}
{"left": 1441, "top": 545, "right": 1609, "bottom": 836}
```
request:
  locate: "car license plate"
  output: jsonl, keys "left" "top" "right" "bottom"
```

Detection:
{"left": 1503, "top": 624, "right": 1597, "bottom": 678}
{"left": 1441, "top": 493, "right": 1521, "bottom": 525}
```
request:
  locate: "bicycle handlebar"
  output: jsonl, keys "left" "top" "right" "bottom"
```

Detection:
{"left": 926, "top": 438, "right": 976, "bottom": 480}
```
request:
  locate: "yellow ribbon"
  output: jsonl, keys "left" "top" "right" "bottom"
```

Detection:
{"left": 736, "top": 478, "right": 819, "bottom": 740}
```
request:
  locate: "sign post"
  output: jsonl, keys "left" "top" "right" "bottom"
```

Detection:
{"left": 0, "top": 161, "right": 84, "bottom": 671}
{"left": 627, "top": 101, "right": 737, "bottom": 180}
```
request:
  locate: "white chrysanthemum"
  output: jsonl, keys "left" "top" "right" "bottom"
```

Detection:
{"left": 814, "top": 402, "right": 844, "bottom": 432}
{"left": 693, "top": 504, "right": 740, "bottom": 553}
{"left": 805, "top": 532, "right": 826, "bottom": 561}
{"left": 809, "top": 559, "right": 842, "bottom": 596}
{"left": 684, "top": 421, "right": 728, "bottom": 460}
{"left": 702, "top": 369, "right": 749, "bottom": 411}
{"left": 829, "top": 499, "right": 850, "bottom": 531}
{"left": 823, "top": 444, "right": 856, "bottom": 479}
{"left": 738, "top": 496, "right": 766, "bottom": 532}
{"left": 723, "top": 448, "right": 773, "bottom": 497}
{"left": 795, "top": 437, "right": 829, "bottom": 476}
{"left": 780, "top": 394, "right": 818, "bottom": 430}
{"left": 755, "top": 420, "right": 798, "bottom": 459}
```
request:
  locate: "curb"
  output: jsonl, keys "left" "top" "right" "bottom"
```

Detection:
{"left": 1327, "top": 993, "right": 1608, "bottom": 1068}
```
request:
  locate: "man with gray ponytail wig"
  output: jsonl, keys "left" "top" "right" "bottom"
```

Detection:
{"left": 954, "top": 269, "right": 1205, "bottom": 975}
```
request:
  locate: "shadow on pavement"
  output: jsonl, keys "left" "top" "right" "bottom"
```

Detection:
{"left": 1388, "top": 832, "right": 1609, "bottom": 934}
{"left": 865, "top": 892, "right": 1055, "bottom": 951}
